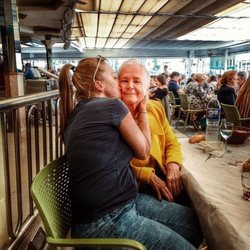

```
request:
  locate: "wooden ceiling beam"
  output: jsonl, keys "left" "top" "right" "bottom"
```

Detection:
{"left": 18, "top": 0, "right": 64, "bottom": 11}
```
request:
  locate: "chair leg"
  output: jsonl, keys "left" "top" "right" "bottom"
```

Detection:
{"left": 176, "top": 108, "right": 181, "bottom": 128}
{"left": 169, "top": 108, "right": 173, "bottom": 125}
{"left": 192, "top": 112, "right": 199, "bottom": 131}
{"left": 183, "top": 112, "right": 190, "bottom": 133}
{"left": 192, "top": 119, "right": 200, "bottom": 131}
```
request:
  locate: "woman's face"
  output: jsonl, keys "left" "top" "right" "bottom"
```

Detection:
{"left": 238, "top": 76, "right": 246, "bottom": 88}
{"left": 228, "top": 74, "right": 238, "bottom": 88}
{"left": 101, "top": 63, "right": 120, "bottom": 98}
{"left": 155, "top": 79, "right": 162, "bottom": 87}
{"left": 118, "top": 64, "right": 148, "bottom": 107}
{"left": 197, "top": 78, "right": 206, "bottom": 85}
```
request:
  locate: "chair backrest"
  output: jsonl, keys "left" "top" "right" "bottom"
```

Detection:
{"left": 160, "top": 95, "right": 171, "bottom": 122}
{"left": 168, "top": 91, "right": 176, "bottom": 105}
{"left": 178, "top": 93, "right": 190, "bottom": 110}
{"left": 30, "top": 155, "right": 72, "bottom": 239}
{"left": 221, "top": 103, "right": 241, "bottom": 126}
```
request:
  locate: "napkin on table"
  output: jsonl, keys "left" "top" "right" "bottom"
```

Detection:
{"left": 197, "top": 141, "right": 225, "bottom": 157}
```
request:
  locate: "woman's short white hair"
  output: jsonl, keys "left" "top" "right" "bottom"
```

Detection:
{"left": 118, "top": 59, "right": 150, "bottom": 88}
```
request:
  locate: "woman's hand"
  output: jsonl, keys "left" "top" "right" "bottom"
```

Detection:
{"left": 165, "top": 163, "right": 183, "bottom": 197}
{"left": 149, "top": 172, "right": 173, "bottom": 202}
{"left": 137, "top": 93, "right": 148, "bottom": 113}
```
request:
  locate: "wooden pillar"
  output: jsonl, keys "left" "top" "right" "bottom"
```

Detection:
{"left": 0, "top": 0, "right": 25, "bottom": 132}
{"left": 0, "top": 0, "right": 24, "bottom": 97}
{"left": 0, "top": 117, "right": 8, "bottom": 250}
{"left": 42, "top": 37, "right": 55, "bottom": 71}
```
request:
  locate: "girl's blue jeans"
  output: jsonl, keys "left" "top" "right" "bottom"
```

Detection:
{"left": 71, "top": 193, "right": 202, "bottom": 250}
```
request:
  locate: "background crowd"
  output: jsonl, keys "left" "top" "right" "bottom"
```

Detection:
{"left": 149, "top": 66, "right": 250, "bottom": 127}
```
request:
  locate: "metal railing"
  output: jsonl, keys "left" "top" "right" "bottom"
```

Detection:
{"left": 0, "top": 90, "right": 64, "bottom": 249}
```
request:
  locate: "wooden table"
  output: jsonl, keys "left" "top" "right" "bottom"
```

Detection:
{"left": 178, "top": 134, "right": 250, "bottom": 250}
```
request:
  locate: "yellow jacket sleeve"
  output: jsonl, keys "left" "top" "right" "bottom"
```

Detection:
{"left": 162, "top": 114, "right": 182, "bottom": 167}
{"left": 130, "top": 158, "right": 155, "bottom": 184}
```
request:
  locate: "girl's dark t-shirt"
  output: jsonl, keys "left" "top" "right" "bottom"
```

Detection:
{"left": 64, "top": 98, "right": 137, "bottom": 224}
{"left": 153, "top": 87, "right": 168, "bottom": 100}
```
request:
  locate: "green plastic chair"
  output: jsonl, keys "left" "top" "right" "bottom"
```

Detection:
{"left": 168, "top": 91, "right": 181, "bottom": 122}
{"left": 30, "top": 155, "right": 146, "bottom": 249}
{"left": 221, "top": 103, "right": 250, "bottom": 126}
{"left": 175, "top": 93, "right": 205, "bottom": 133}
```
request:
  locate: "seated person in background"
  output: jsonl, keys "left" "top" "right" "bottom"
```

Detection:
{"left": 163, "top": 64, "right": 170, "bottom": 76}
{"left": 203, "top": 75, "right": 215, "bottom": 95}
{"left": 186, "top": 73, "right": 195, "bottom": 85}
{"left": 59, "top": 57, "right": 202, "bottom": 250}
{"left": 148, "top": 75, "right": 157, "bottom": 93}
{"left": 149, "top": 74, "right": 170, "bottom": 121}
{"left": 168, "top": 71, "right": 183, "bottom": 105}
{"left": 153, "top": 74, "right": 169, "bottom": 99}
{"left": 184, "top": 73, "right": 212, "bottom": 110}
{"left": 48, "top": 66, "right": 58, "bottom": 76}
{"left": 208, "top": 75, "right": 218, "bottom": 93}
{"left": 237, "top": 71, "right": 247, "bottom": 94}
{"left": 214, "top": 74, "right": 222, "bottom": 92}
{"left": 180, "top": 73, "right": 187, "bottom": 89}
{"left": 24, "top": 63, "right": 41, "bottom": 80}
{"left": 217, "top": 70, "right": 238, "bottom": 105}
{"left": 236, "top": 74, "right": 250, "bottom": 127}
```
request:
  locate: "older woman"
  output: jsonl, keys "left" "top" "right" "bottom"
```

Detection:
{"left": 59, "top": 57, "right": 201, "bottom": 250}
{"left": 217, "top": 70, "right": 238, "bottom": 105}
{"left": 118, "top": 59, "right": 203, "bottom": 249}
{"left": 118, "top": 60, "right": 182, "bottom": 200}
{"left": 184, "top": 73, "right": 212, "bottom": 109}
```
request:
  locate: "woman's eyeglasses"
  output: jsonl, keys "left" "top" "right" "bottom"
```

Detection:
{"left": 88, "top": 55, "right": 107, "bottom": 98}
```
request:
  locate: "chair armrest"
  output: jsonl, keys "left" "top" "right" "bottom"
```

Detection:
{"left": 239, "top": 118, "right": 250, "bottom": 121}
{"left": 46, "top": 236, "right": 147, "bottom": 250}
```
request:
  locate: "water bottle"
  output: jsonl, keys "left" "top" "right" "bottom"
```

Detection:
{"left": 206, "top": 95, "right": 221, "bottom": 141}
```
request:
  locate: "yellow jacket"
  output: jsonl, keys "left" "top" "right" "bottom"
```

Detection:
{"left": 130, "top": 100, "right": 182, "bottom": 184}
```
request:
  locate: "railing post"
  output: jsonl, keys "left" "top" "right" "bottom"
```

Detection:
{"left": 0, "top": 90, "right": 60, "bottom": 248}
{"left": 0, "top": 114, "right": 9, "bottom": 249}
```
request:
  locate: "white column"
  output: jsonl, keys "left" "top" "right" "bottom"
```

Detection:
{"left": 224, "top": 49, "right": 229, "bottom": 71}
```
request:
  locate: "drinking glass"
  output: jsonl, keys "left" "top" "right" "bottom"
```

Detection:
{"left": 220, "top": 121, "right": 234, "bottom": 153}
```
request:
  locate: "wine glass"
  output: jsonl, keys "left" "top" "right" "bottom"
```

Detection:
{"left": 220, "top": 121, "right": 234, "bottom": 153}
